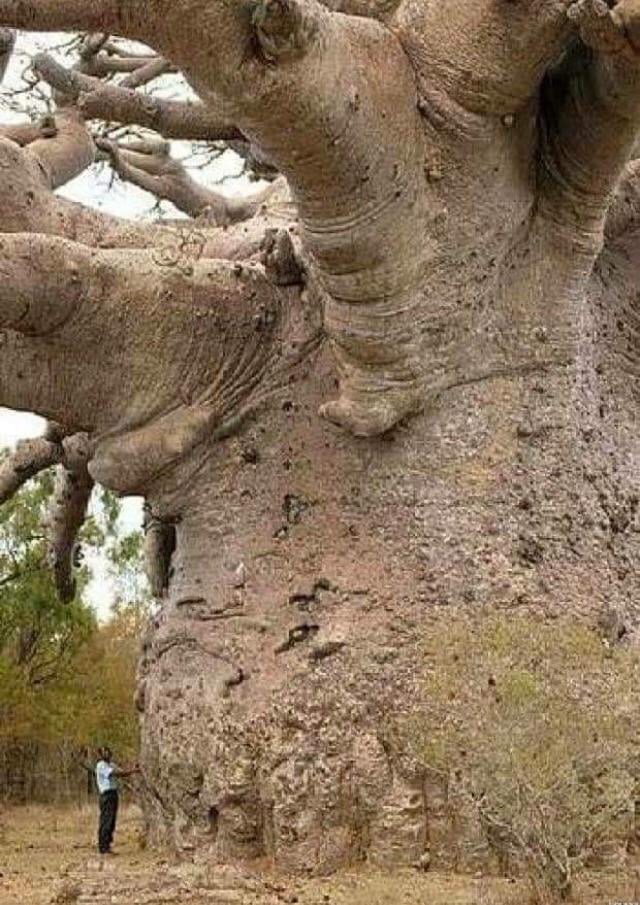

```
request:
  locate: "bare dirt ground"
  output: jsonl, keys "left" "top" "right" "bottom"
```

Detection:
{"left": 1, "top": 803, "right": 639, "bottom": 905}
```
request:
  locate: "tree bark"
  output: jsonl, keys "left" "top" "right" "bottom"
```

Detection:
{"left": 133, "top": 253, "right": 640, "bottom": 870}
{"left": 2, "top": 0, "right": 640, "bottom": 877}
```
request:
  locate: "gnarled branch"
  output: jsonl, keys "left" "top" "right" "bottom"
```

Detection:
{"left": 33, "top": 53, "right": 243, "bottom": 142}
{"left": 0, "top": 25, "right": 14, "bottom": 82}
{"left": 149, "top": 0, "right": 429, "bottom": 435}
{"left": 538, "top": 5, "right": 640, "bottom": 242}
{"left": 25, "top": 108, "right": 94, "bottom": 190}
{"left": 46, "top": 434, "right": 94, "bottom": 603}
{"left": 0, "top": 435, "right": 62, "bottom": 504}
{"left": 99, "top": 137, "right": 286, "bottom": 224}
{"left": 0, "top": 232, "right": 291, "bottom": 489}
{"left": 0, "top": 129, "right": 287, "bottom": 260}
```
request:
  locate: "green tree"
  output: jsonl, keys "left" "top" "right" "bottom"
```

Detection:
{"left": 0, "top": 451, "right": 149, "bottom": 800}
{"left": 0, "top": 461, "right": 94, "bottom": 735}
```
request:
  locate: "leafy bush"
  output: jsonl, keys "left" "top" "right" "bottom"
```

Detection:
{"left": 411, "top": 609, "right": 640, "bottom": 900}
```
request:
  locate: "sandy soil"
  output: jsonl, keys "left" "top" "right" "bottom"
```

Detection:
{"left": 1, "top": 803, "right": 639, "bottom": 905}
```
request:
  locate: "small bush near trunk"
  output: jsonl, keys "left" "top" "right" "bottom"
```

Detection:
{"left": 411, "top": 609, "right": 640, "bottom": 901}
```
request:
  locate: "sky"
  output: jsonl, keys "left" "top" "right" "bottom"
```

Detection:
{"left": 0, "top": 31, "right": 252, "bottom": 616}
{"left": 0, "top": 408, "right": 44, "bottom": 446}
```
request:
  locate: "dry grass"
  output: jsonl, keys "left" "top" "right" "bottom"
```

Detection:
{"left": 294, "top": 868, "right": 640, "bottom": 905}
{"left": 0, "top": 800, "right": 150, "bottom": 905}
{"left": 408, "top": 610, "right": 640, "bottom": 898}
{"left": 0, "top": 804, "right": 638, "bottom": 905}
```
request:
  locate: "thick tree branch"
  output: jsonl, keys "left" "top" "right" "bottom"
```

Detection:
{"left": 25, "top": 108, "right": 94, "bottom": 190}
{"left": 51, "top": 195, "right": 189, "bottom": 248}
{"left": 0, "top": 0, "right": 145, "bottom": 38}
{"left": 50, "top": 193, "right": 284, "bottom": 260}
{"left": 3, "top": 0, "right": 433, "bottom": 436}
{"left": 33, "top": 54, "right": 243, "bottom": 142}
{"left": 0, "top": 131, "right": 164, "bottom": 241}
{"left": 538, "top": 8, "right": 640, "bottom": 242}
{"left": 0, "top": 0, "right": 381, "bottom": 37}
{"left": 153, "top": 0, "right": 430, "bottom": 435}
{"left": 0, "top": 436, "right": 62, "bottom": 504}
{"left": 0, "top": 233, "right": 90, "bottom": 334}
{"left": 0, "top": 115, "right": 261, "bottom": 255}
{"left": 0, "top": 234, "right": 291, "bottom": 488}
{"left": 0, "top": 113, "right": 94, "bottom": 198}
{"left": 394, "top": 0, "right": 576, "bottom": 116}
{"left": 0, "top": 129, "right": 284, "bottom": 259}
{"left": 99, "top": 137, "right": 285, "bottom": 224}
{"left": 46, "top": 435, "right": 94, "bottom": 603}
{"left": 0, "top": 25, "right": 14, "bottom": 82}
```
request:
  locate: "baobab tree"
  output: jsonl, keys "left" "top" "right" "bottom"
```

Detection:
{"left": 1, "top": 0, "right": 640, "bottom": 875}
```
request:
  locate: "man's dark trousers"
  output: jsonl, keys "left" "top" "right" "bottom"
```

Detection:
{"left": 98, "top": 790, "right": 119, "bottom": 853}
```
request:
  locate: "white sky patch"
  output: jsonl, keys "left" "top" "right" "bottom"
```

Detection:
{"left": 0, "top": 409, "right": 46, "bottom": 445}
{"left": 83, "top": 495, "right": 145, "bottom": 619}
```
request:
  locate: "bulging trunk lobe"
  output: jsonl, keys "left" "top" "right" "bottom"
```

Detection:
{"left": 136, "top": 224, "right": 640, "bottom": 870}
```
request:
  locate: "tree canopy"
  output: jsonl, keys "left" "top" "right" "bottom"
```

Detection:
{"left": 0, "top": 454, "right": 148, "bottom": 799}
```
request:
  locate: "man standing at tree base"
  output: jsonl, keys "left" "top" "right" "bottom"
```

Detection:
{"left": 95, "top": 746, "right": 138, "bottom": 855}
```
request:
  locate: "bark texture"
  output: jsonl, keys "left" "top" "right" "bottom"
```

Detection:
{"left": 2, "top": 0, "right": 640, "bottom": 876}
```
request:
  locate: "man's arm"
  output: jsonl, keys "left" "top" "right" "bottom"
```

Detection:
{"left": 112, "top": 764, "right": 141, "bottom": 778}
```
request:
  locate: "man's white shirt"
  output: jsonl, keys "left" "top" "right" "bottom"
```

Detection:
{"left": 95, "top": 760, "right": 118, "bottom": 794}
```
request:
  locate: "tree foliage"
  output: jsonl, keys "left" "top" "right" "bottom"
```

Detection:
{"left": 0, "top": 451, "right": 148, "bottom": 800}
{"left": 411, "top": 611, "right": 640, "bottom": 900}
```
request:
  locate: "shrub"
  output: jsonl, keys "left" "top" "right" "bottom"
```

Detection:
{"left": 410, "top": 609, "right": 640, "bottom": 900}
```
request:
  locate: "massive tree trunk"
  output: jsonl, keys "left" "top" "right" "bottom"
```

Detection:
{"left": 134, "top": 270, "right": 640, "bottom": 873}
{"left": 2, "top": 0, "right": 640, "bottom": 875}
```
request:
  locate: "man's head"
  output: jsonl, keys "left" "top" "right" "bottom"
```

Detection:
{"left": 99, "top": 746, "right": 112, "bottom": 762}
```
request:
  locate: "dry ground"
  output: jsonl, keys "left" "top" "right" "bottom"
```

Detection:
{"left": 0, "top": 804, "right": 639, "bottom": 905}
